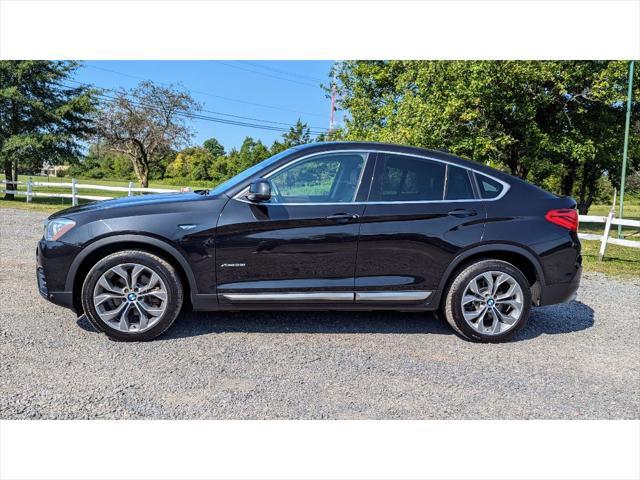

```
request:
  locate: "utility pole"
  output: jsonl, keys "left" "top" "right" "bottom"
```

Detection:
{"left": 329, "top": 71, "right": 337, "bottom": 135}
{"left": 618, "top": 60, "right": 635, "bottom": 238}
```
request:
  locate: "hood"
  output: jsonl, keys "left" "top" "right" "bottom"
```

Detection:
{"left": 48, "top": 191, "right": 207, "bottom": 220}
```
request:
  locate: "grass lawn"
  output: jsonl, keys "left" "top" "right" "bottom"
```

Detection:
{"left": 0, "top": 198, "right": 62, "bottom": 212}
{"left": 587, "top": 203, "right": 640, "bottom": 218}
{"left": 581, "top": 240, "right": 640, "bottom": 279}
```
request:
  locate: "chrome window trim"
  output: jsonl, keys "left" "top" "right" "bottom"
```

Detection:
{"left": 442, "top": 163, "right": 449, "bottom": 201}
{"left": 232, "top": 149, "right": 510, "bottom": 205}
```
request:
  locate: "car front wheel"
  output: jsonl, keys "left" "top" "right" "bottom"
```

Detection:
{"left": 443, "top": 259, "right": 531, "bottom": 342}
{"left": 81, "top": 250, "right": 183, "bottom": 341}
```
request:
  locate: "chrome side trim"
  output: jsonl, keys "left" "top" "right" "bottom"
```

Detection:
{"left": 221, "top": 291, "right": 433, "bottom": 303}
{"left": 222, "top": 292, "right": 355, "bottom": 302}
{"left": 355, "top": 291, "right": 432, "bottom": 302}
{"left": 233, "top": 149, "right": 510, "bottom": 205}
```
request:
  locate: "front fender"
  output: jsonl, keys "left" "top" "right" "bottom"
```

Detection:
{"left": 64, "top": 234, "right": 200, "bottom": 296}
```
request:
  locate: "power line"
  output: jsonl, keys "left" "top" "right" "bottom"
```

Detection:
{"left": 240, "top": 61, "right": 326, "bottom": 84}
{"left": 83, "top": 63, "right": 326, "bottom": 118}
{"left": 95, "top": 91, "right": 327, "bottom": 134}
{"left": 64, "top": 79, "right": 328, "bottom": 134}
{"left": 212, "top": 61, "right": 321, "bottom": 88}
{"left": 70, "top": 85, "right": 328, "bottom": 135}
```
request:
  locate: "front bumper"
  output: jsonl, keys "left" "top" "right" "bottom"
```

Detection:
{"left": 36, "top": 240, "right": 79, "bottom": 311}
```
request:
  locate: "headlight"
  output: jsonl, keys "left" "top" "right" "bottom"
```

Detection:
{"left": 44, "top": 218, "right": 76, "bottom": 241}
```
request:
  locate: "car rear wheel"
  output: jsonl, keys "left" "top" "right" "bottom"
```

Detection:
{"left": 443, "top": 259, "right": 531, "bottom": 342}
{"left": 81, "top": 250, "right": 183, "bottom": 341}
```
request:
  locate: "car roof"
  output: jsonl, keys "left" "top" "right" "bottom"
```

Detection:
{"left": 293, "top": 141, "right": 497, "bottom": 175}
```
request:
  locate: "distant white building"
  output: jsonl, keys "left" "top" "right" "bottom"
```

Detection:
{"left": 40, "top": 163, "right": 69, "bottom": 177}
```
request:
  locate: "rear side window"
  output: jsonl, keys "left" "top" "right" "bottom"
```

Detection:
{"left": 476, "top": 174, "right": 504, "bottom": 199}
{"left": 445, "top": 165, "right": 474, "bottom": 200}
{"left": 373, "top": 154, "right": 445, "bottom": 202}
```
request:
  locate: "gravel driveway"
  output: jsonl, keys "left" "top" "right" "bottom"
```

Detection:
{"left": 1, "top": 207, "right": 639, "bottom": 419}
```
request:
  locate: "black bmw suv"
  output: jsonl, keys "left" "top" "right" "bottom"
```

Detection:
{"left": 37, "top": 142, "right": 582, "bottom": 342}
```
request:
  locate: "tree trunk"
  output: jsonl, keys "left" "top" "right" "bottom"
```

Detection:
{"left": 140, "top": 170, "right": 149, "bottom": 188}
{"left": 4, "top": 159, "right": 14, "bottom": 200}
{"left": 577, "top": 170, "right": 599, "bottom": 215}
{"left": 129, "top": 156, "right": 148, "bottom": 188}
{"left": 12, "top": 158, "right": 18, "bottom": 186}
{"left": 129, "top": 149, "right": 151, "bottom": 188}
{"left": 560, "top": 173, "right": 575, "bottom": 197}
{"left": 139, "top": 158, "right": 149, "bottom": 188}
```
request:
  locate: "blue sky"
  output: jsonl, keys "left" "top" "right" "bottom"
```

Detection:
{"left": 73, "top": 61, "right": 335, "bottom": 151}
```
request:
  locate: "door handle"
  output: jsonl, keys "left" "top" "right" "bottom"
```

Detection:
{"left": 325, "top": 213, "right": 359, "bottom": 222}
{"left": 447, "top": 208, "right": 477, "bottom": 218}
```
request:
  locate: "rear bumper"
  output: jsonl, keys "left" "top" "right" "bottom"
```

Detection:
{"left": 539, "top": 265, "right": 582, "bottom": 306}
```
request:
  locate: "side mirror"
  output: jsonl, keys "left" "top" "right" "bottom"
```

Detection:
{"left": 247, "top": 179, "right": 271, "bottom": 202}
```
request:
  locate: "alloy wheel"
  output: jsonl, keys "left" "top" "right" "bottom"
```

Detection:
{"left": 460, "top": 270, "right": 524, "bottom": 336}
{"left": 92, "top": 263, "right": 168, "bottom": 333}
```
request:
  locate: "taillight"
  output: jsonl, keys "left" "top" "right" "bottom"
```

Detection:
{"left": 545, "top": 208, "right": 578, "bottom": 231}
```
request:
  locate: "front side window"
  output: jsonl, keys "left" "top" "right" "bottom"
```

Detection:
{"left": 372, "top": 154, "right": 446, "bottom": 202}
{"left": 209, "top": 148, "right": 295, "bottom": 196}
{"left": 268, "top": 152, "right": 366, "bottom": 203}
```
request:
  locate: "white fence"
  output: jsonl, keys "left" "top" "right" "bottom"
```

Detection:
{"left": 1, "top": 177, "right": 185, "bottom": 206}
{"left": 578, "top": 191, "right": 640, "bottom": 260}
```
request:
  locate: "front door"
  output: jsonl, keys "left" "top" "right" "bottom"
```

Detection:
{"left": 215, "top": 151, "right": 373, "bottom": 305}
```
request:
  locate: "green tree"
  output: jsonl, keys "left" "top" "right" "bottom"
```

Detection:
{"left": 203, "top": 137, "right": 225, "bottom": 158}
{"left": 227, "top": 137, "right": 271, "bottom": 174}
{"left": 271, "top": 119, "right": 312, "bottom": 154}
{"left": 627, "top": 170, "right": 640, "bottom": 196}
{"left": 282, "top": 119, "right": 311, "bottom": 147}
{"left": 166, "top": 146, "right": 215, "bottom": 181}
{"left": 148, "top": 146, "right": 177, "bottom": 181}
{"left": 0, "top": 61, "right": 97, "bottom": 199}
{"left": 68, "top": 142, "right": 133, "bottom": 179}
{"left": 333, "top": 60, "right": 639, "bottom": 213}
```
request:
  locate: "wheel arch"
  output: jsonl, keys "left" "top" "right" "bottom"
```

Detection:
{"left": 66, "top": 235, "right": 198, "bottom": 313}
{"left": 436, "top": 243, "right": 545, "bottom": 306}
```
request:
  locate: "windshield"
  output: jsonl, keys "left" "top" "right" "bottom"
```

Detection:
{"left": 209, "top": 148, "right": 296, "bottom": 196}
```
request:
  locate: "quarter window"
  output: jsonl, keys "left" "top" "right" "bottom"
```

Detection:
{"left": 445, "top": 165, "right": 474, "bottom": 200}
{"left": 267, "top": 152, "right": 366, "bottom": 203}
{"left": 373, "top": 154, "right": 446, "bottom": 202}
{"left": 476, "top": 174, "right": 504, "bottom": 199}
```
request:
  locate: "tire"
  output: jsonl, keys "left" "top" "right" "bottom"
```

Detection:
{"left": 443, "top": 259, "right": 531, "bottom": 343}
{"left": 81, "top": 250, "right": 183, "bottom": 341}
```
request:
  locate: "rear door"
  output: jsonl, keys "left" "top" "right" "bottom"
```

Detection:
{"left": 215, "top": 151, "right": 374, "bottom": 305}
{"left": 354, "top": 153, "right": 486, "bottom": 303}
